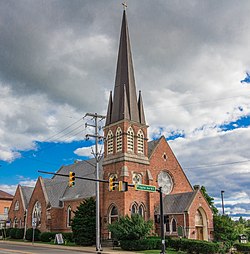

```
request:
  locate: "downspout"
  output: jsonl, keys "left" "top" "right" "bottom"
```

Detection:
{"left": 23, "top": 209, "right": 27, "bottom": 240}
{"left": 183, "top": 212, "right": 186, "bottom": 238}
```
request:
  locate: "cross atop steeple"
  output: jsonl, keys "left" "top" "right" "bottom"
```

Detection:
{"left": 122, "top": 1, "right": 127, "bottom": 10}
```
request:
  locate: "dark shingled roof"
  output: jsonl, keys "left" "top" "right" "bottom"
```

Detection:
{"left": 155, "top": 192, "right": 196, "bottom": 214}
{"left": 0, "top": 190, "right": 13, "bottom": 200}
{"left": 148, "top": 139, "right": 160, "bottom": 158}
{"left": 49, "top": 158, "right": 100, "bottom": 207}
{"left": 21, "top": 186, "right": 34, "bottom": 208}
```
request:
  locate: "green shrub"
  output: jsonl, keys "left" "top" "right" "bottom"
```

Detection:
{"left": 15, "top": 228, "right": 24, "bottom": 239}
{"left": 168, "top": 238, "right": 219, "bottom": 254}
{"left": 108, "top": 214, "right": 153, "bottom": 241}
{"left": 10, "top": 228, "right": 18, "bottom": 239}
{"left": 234, "top": 243, "right": 250, "bottom": 252}
{"left": 40, "top": 232, "right": 55, "bottom": 242}
{"left": 25, "top": 228, "right": 41, "bottom": 241}
{"left": 5, "top": 228, "right": 11, "bottom": 237}
{"left": 62, "top": 232, "right": 73, "bottom": 243}
{"left": 120, "top": 237, "right": 161, "bottom": 251}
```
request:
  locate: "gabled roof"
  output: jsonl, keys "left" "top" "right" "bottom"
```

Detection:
{"left": 20, "top": 186, "right": 34, "bottom": 209}
{"left": 155, "top": 191, "right": 196, "bottom": 214}
{"left": 0, "top": 190, "right": 13, "bottom": 200}
{"left": 148, "top": 139, "right": 161, "bottom": 158}
{"left": 52, "top": 158, "right": 99, "bottom": 205}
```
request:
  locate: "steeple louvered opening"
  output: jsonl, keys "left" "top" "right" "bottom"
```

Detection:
{"left": 127, "top": 126, "right": 134, "bottom": 152}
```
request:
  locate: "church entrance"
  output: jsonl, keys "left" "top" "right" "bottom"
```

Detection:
{"left": 195, "top": 208, "right": 208, "bottom": 241}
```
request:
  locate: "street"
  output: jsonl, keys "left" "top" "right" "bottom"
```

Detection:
{"left": 0, "top": 242, "right": 94, "bottom": 254}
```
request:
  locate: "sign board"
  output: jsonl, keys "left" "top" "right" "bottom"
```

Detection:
{"left": 135, "top": 184, "right": 156, "bottom": 192}
{"left": 55, "top": 233, "right": 64, "bottom": 245}
{"left": 32, "top": 218, "right": 37, "bottom": 228}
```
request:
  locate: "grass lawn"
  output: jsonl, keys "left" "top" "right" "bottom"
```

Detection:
{"left": 137, "top": 248, "right": 186, "bottom": 254}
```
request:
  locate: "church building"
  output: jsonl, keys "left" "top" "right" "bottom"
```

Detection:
{"left": 8, "top": 9, "right": 214, "bottom": 241}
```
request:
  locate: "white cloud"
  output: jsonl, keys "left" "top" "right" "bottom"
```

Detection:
{"left": 74, "top": 144, "right": 104, "bottom": 158}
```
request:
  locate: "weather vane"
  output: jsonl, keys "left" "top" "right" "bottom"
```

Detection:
{"left": 122, "top": 1, "right": 127, "bottom": 10}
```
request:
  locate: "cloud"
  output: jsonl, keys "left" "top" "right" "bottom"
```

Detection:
{"left": 74, "top": 144, "right": 104, "bottom": 158}
{"left": 0, "top": 177, "right": 36, "bottom": 195}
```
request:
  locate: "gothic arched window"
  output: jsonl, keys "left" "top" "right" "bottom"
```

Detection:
{"left": 109, "top": 205, "right": 118, "bottom": 224}
{"left": 107, "top": 130, "right": 114, "bottom": 155}
{"left": 137, "top": 129, "right": 144, "bottom": 154}
{"left": 131, "top": 203, "right": 138, "bottom": 215}
{"left": 32, "top": 201, "right": 42, "bottom": 226}
{"left": 14, "top": 201, "right": 19, "bottom": 211}
{"left": 14, "top": 217, "right": 18, "bottom": 228}
{"left": 171, "top": 218, "right": 177, "bottom": 233}
{"left": 116, "top": 127, "right": 122, "bottom": 152}
{"left": 127, "top": 127, "right": 134, "bottom": 152}
{"left": 138, "top": 204, "right": 145, "bottom": 218}
{"left": 67, "top": 206, "right": 72, "bottom": 227}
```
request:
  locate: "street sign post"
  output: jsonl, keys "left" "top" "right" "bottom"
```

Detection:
{"left": 135, "top": 184, "right": 156, "bottom": 192}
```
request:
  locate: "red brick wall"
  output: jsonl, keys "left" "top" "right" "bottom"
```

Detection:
{"left": 186, "top": 190, "right": 214, "bottom": 241}
{"left": 8, "top": 186, "right": 25, "bottom": 228}
{"left": 26, "top": 178, "right": 49, "bottom": 232}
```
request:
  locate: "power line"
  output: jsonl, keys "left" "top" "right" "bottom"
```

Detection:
{"left": 184, "top": 158, "right": 250, "bottom": 170}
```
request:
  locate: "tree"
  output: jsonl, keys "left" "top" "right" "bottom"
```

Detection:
{"left": 213, "top": 215, "right": 238, "bottom": 244}
{"left": 200, "top": 186, "right": 218, "bottom": 215}
{"left": 71, "top": 197, "right": 96, "bottom": 246}
{"left": 108, "top": 214, "right": 153, "bottom": 241}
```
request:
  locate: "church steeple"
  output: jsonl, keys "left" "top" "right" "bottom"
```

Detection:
{"left": 106, "top": 10, "right": 146, "bottom": 126}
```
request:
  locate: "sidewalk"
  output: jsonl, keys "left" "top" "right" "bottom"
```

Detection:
{"left": 0, "top": 240, "right": 139, "bottom": 254}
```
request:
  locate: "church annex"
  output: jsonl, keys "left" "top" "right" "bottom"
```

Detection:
{"left": 8, "top": 9, "right": 214, "bottom": 241}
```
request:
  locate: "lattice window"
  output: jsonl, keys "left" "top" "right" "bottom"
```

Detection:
{"left": 107, "top": 130, "right": 114, "bottom": 155}
{"left": 171, "top": 218, "right": 177, "bottom": 233}
{"left": 32, "top": 201, "right": 42, "bottom": 226}
{"left": 137, "top": 129, "right": 144, "bottom": 154}
{"left": 127, "top": 127, "right": 134, "bottom": 152}
{"left": 138, "top": 204, "right": 145, "bottom": 218}
{"left": 14, "top": 201, "right": 19, "bottom": 211}
{"left": 116, "top": 127, "right": 122, "bottom": 152}
{"left": 67, "top": 206, "right": 72, "bottom": 227}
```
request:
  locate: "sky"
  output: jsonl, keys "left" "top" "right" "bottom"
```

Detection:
{"left": 0, "top": 0, "right": 250, "bottom": 219}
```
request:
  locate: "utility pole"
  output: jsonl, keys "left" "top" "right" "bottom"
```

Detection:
{"left": 85, "top": 113, "right": 105, "bottom": 254}
{"left": 221, "top": 190, "right": 225, "bottom": 215}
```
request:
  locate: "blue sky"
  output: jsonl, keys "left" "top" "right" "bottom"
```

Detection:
{"left": 0, "top": 0, "right": 250, "bottom": 219}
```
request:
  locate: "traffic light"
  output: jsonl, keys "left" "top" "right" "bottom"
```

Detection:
{"left": 69, "top": 171, "right": 75, "bottom": 187}
{"left": 109, "top": 176, "right": 115, "bottom": 191}
{"left": 118, "top": 181, "right": 128, "bottom": 192}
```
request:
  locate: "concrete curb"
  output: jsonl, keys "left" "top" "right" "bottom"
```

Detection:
{"left": 0, "top": 240, "right": 139, "bottom": 254}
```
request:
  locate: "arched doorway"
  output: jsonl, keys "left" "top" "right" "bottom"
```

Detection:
{"left": 195, "top": 208, "right": 208, "bottom": 241}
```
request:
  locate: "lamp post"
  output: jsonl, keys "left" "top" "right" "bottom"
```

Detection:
{"left": 221, "top": 190, "right": 225, "bottom": 215}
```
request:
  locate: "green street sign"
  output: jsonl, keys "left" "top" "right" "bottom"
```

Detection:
{"left": 135, "top": 184, "right": 156, "bottom": 192}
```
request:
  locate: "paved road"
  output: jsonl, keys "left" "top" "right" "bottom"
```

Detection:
{"left": 0, "top": 242, "right": 94, "bottom": 254}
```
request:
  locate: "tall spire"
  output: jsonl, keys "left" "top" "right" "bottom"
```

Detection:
{"left": 106, "top": 10, "right": 144, "bottom": 125}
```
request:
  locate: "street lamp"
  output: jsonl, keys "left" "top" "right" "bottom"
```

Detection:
{"left": 221, "top": 190, "right": 225, "bottom": 215}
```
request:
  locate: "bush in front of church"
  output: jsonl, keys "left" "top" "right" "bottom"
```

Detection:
{"left": 71, "top": 197, "right": 96, "bottom": 246}
{"left": 108, "top": 213, "right": 153, "bottom": 241}
{"left": 25, "top": 228, "right": 41, "bottom": 241}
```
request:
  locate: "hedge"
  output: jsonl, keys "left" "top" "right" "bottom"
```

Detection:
{"left": 234, "top": 243, "right": 250, "bottom": 252}
{"left": 169, "top": 238, "right": 220, "bottom": 254}
{"left": 25, "top": 228, "right": 41, "bottom": 241}
{"left": 15, "top": 228, "right": 24, "bottom": 239}
{"left": 40, "top": 232, "right": 73, "bottom": 243}
{"left": 120, "top": 238, "right": 161, "bottom": 251}
{"left": 10, "top": 228, "right": 18, "bottom": 239}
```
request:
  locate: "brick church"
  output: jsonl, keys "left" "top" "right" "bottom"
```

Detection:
{"left": 8, "top": 10, "right": 214, "bottom": 241}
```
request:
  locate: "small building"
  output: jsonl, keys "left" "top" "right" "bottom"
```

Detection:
{"left": 0, "top": 190, "right": 13, "bottom": 228}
